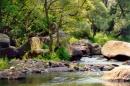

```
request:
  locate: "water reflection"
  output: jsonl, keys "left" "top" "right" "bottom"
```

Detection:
{"left": 0, "top": 72, "right": 130, "bottom": 86}
{"left": 103, "top": 82, "right": 130, "bottom": 86}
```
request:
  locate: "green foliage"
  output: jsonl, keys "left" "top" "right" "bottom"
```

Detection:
{"left": 92, "top": 33, "right": 115, "bottom": 45}
{"left": 0, "top": 58, "right": 9, "bottom": 70}
{"left": 70, "top": 22, "right": 92, "bottom": 39}
{"left": 42, "top": 47, "right": 70, "bottom": 61}
{"left": 42, "top": 44, "right": 49, "bottom": 49}
{"left": 119, "top": 35, "right": 130, "bottom": 42}
{"left": 69, "top": 37, "right": 78, "bottom": 44}
{"left": 56, "top": 47, "right": 70, "bottom": 61}
{"left": 42, "top": 52, "right": 60, "bottom": 61}
{"left": 1, "top": 0, "right": 130, "bottom": 60}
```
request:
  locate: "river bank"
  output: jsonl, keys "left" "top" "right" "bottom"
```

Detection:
{"left": 0, "top": 55, "right": 123, "bottom": 80}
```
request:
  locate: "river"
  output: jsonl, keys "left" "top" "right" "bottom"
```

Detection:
{"left": 0, "top": 56, "right": 130, "bottom": 86}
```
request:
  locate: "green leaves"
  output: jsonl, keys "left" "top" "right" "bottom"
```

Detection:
{"left": 0, "top": 0, "right": 130, "bottom": 46}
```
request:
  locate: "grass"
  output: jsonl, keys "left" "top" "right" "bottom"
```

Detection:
{"left": 0, "top": 58, "right": 9, "bottom": 70}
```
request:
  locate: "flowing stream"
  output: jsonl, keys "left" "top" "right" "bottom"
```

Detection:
{"left": 80, "top": 55, "right": 123, "bottom": 65}
{"left": 0, "top": 56, "right": 130, "bottom": 86}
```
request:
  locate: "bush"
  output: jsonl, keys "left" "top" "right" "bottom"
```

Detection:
{"left": 0, "top": 58, "right": 9, "bottom": 70}
{"left": 118, "top": 34, "right": 130, "bottom": 42}
{"left": 42, "top": 52, "right": 60, "bottom": 61}
{"left": 42, "top": 44, "right": 49, "bottom": 49}
{"left": 42, "top": 47, "right": 70, "bottom": 61}
{"left": 56, "top": 47, "right": 71, "bottom": 61}
{"left": 50, "top": 52, "right": 60, "bottom": 61}
{"left": 69, "top": 37, "right": 78, "bottom": 44}
{"left": 92, "top": 33, "right": 115, "bottom": 45}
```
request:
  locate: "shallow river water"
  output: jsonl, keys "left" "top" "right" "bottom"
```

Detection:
{"left": 0, "top": 56, "right": 130, "bottom": 86}
{"left": 0, "top": 72, "right": 130, "bottom": 86}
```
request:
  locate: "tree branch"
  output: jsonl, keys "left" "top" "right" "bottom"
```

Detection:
{"left": 48, "top": 0, "right": 58, "bottom": 10}
{"left": 117, "top": 0, "right": 126, "bottom": 17}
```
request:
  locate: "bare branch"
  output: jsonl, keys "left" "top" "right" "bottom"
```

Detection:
{"left": 81, "top": 0, "right": 87, "bottom": 8}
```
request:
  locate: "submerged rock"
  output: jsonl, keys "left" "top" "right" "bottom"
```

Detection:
{"left": 85, "top": 64, "right": 115, "bottom": 72}
{"left": 101, "top": 40, "right": 130, "bottom": 61}
{"left": 102, "top": 66, "right": 130, "bottom": 81}
{"left": 45, "top": 67, "right": 72, "bottom": 72}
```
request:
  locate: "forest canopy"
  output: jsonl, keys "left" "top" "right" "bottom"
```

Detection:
{"left": 0, "top": 0, "right": 130, "bottom": 47}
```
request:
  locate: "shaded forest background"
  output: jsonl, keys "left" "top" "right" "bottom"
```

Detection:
{"left": 0, "top": 0, "right": 130, "bottom": 51}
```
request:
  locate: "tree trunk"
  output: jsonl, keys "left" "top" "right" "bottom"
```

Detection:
{"left": 56, "top": 9, "right": 63, "bottom": 47}
{"left": 103, "top": 0, "right": 108, "bottom": 7}
{"left": 44, "top": 0, "right": 53, "bottom": 52}
{"left": 117, "top": 0, "right": 125, "bottom": 17}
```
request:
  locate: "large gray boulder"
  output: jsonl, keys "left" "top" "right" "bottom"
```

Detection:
{"left": 101, "top": 40, "right": 130, "bottom": 61}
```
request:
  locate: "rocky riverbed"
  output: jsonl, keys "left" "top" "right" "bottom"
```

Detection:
{"left": 0, "top": 55, "right": 121, "bottom": 80}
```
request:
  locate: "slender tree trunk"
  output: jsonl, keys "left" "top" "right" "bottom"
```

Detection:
{"left": 117, "top": 0, "right": 125, "bottom": 17}
{"left": 0, "top": 8, "right": 2, "bottom": 26}
{"left": 56, "top": 9, "right": 63, "bottom": 47}
{"left": 0, "top": 0, "right": 2, "bottom": 25}
{"left": 103, "top": 0, "right": 108, "bottom": 7}
{"left": 56, "top": 25, "right": 60, "bottom": 47}
{"left": 44, "top": 0, "right": 53, "bottom": 52}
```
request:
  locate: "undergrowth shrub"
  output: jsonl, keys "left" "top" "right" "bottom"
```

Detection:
{"left": 91, "top": 33, "right": 115, "bottom": 45}
{"left": 0, "top": 58, "right": 9, "bottom": 70}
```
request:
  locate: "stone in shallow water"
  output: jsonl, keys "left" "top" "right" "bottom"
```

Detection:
{"left": 0, "top": 68, "right": 26, "bottom": 80}
{"left": 102, "top": 66, "right": 130, "bottom": 81}
{"left": 45, "top": 67, "right": 72, "bottom": 72}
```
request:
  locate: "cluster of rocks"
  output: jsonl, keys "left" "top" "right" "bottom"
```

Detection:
{"left": 1, "top": 32, "right": 130, "bottom": 82}
{"left": 85, "top": 64, "right": 117, "bottom": 72}
{"left": 70, "top": 40, "right": 130, "bottom": 61}
{"left": 0, "top": 67, "right": 26, "bottom": 80}
{"left": 0, "top": 33, "right": 49, "bottom": 58}
{"left": 0, "top": 59, "right": 118, "bottom": 80}
{"left": 1, "top": 32, "right": 130, "bottom": 62}
{"left": 101, "top": 41, "right": 130, "bottom": 82}
{"left": 69, "top": 39, "right": 101, "bottom": 61}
